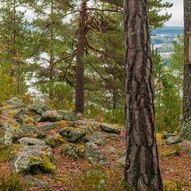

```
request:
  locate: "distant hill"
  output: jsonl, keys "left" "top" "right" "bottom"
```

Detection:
{"left": 151, "top": 26, "right": 183, "bottom": 56}
{"left": 152, "top": 26, "right": 183, "bottom": 36}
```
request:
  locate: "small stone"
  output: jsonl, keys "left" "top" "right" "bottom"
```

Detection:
{"left": 99, "top": 123, "right": 121, "bottom": 134}
{"left": 166, "top": 136, "right": 183, "bottom": 145}
{"left": 162, "top": 132, "right": 176, "bottom": 139}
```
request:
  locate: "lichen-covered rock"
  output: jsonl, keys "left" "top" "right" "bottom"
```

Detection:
{"left": 178, "top": 140, "right": 191, "bottom": 156}
{"left": 59, "top": 127, "right": 86, "bottom": 143}
{"left": 19, "top": 137, "right": 47, "bottom": 146}
{"left": 11, "top": 145, "right": 55, "bottom": 174}
{"left": 21, "top": 124, "right": 38, "bottom": 136}
{"left": 39, "top": 123, "right": 60, "bottom": 132}
{"left": 166, "top": 136, "right": 183, "bottom": 145}
{"left": 6, "top": 97, "right": 25, "bottom": 109}
{"left": 182, "top": 120, "right": 191, "bottom": 141}
{"left": 58, "top": 110, "right": 78, "bottom": 121}
{"left": 41, "top": 110, "right": 63, "bottom": 122}
{"left": 2, "top": 123, "right": 22, "bottom": 145}
{"left": 85, "top": 132, "right": 107, "bottom": 146}
{"left": 85, "top": 142, "right": 109, "bottom": 165}
{"left": 61, "top": 143, "right": 85, "bottom": 159}
{"left": 99, "top": 123, "right": 121, "bottom": 134}
{"left": 28, "top": 104, "right": 49, "bottom": 115}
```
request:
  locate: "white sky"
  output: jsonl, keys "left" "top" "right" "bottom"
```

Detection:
{"left": 23, "top": 0, "right": 184, "bottom": 27}
{"left": 162, "top": 0, "right": 183, "bottom": 26}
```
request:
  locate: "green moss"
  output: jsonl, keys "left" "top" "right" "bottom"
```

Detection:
{"left": 45, "top": 135, "right": 65, "bottom": 148}
{"left": 45, "top": 137, "right": 57, "bottom": 148}
{"left": 11, "top": 123, "right": 21, "bottom": 129}
{"left": 29, "top": 154, "right": 56, "bottom": 173}
{"left": 164, "top": 180, "right": 182, "bottom": 191}
{"left": 40, "top": 154, "right": 56, "bottom": 173}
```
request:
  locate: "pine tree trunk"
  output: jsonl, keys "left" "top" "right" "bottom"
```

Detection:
{"left": 183, "top": 0, "right": 191, "bottom": 122}
{"left": 49, "top": 0, "right": 54, "bottom": 100}
{"left": 75, "top": 0, "right": 87, "bottom": 113}
{"left": 124, "top": 0, "right": 163, "bottom": 190}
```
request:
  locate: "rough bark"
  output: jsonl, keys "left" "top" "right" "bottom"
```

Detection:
{"left": 183, "top": 0, "right": 191, "bottom": 122}
{"left": 124, "top": 0, "right": 163, "bottom": 190}
{"left": 75, "top": 0, "right": 87, "bottom": 113}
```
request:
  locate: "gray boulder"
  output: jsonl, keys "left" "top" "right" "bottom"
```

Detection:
{"left": 59, "top": 127, "right": 86, "bottom": 143}
{"left": 2, "top": 123, "right": 22, "bottom": 145}
{"left": 85, "top": 142, "right": 109, "bottom": 165}
{"left": 85, "top": 132, "right": 107, "bottom": 146}
{"left": 41, "top": 110, "right": 63, "bottom": 122}
{"left": 99, "top": 123, "right": 121, "bottom": 134}
{"left": 28, "top": 104, "right": 49, "bottom": 115}
{"left": 59, "top": 110, "right": 78, "bottom": 121}
{"left": 19, "top": 137, "right": 47, "bottom": 146}
{"left": 39, "top": 123, "right": 60, "bottom": 132}
{"left": 21, "top": 124, "right": 38, "bottom": 136}
{"left": 11, "top": 145, "right": 55, "bottom": 174}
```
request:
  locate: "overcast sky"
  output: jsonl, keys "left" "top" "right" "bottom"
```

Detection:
{"left": 162, "top": 0, "right": 183, "bottom": 26}
{"left": 24, "top": 0, "right": 184, "bottom": 27}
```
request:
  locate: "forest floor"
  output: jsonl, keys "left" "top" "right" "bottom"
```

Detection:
{"left": 0, "top": 99, "right": 190, "bottom": 191}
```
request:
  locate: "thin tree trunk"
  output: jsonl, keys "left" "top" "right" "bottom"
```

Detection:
{"left": 183, "top": 0, "right": 191, "bottom": 122}
{"left": 75, "top": 0, "right": 87, "bottom": 113}
{"left": 49, "top": 0, "right": 54, "bottom": 100}
{"left": 124, "top": 0, "right": 163, "bottom": 190}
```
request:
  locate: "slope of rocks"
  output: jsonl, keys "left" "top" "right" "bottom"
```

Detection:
{"left": 0, "top": 97, "right": 190, "bottom": 191}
